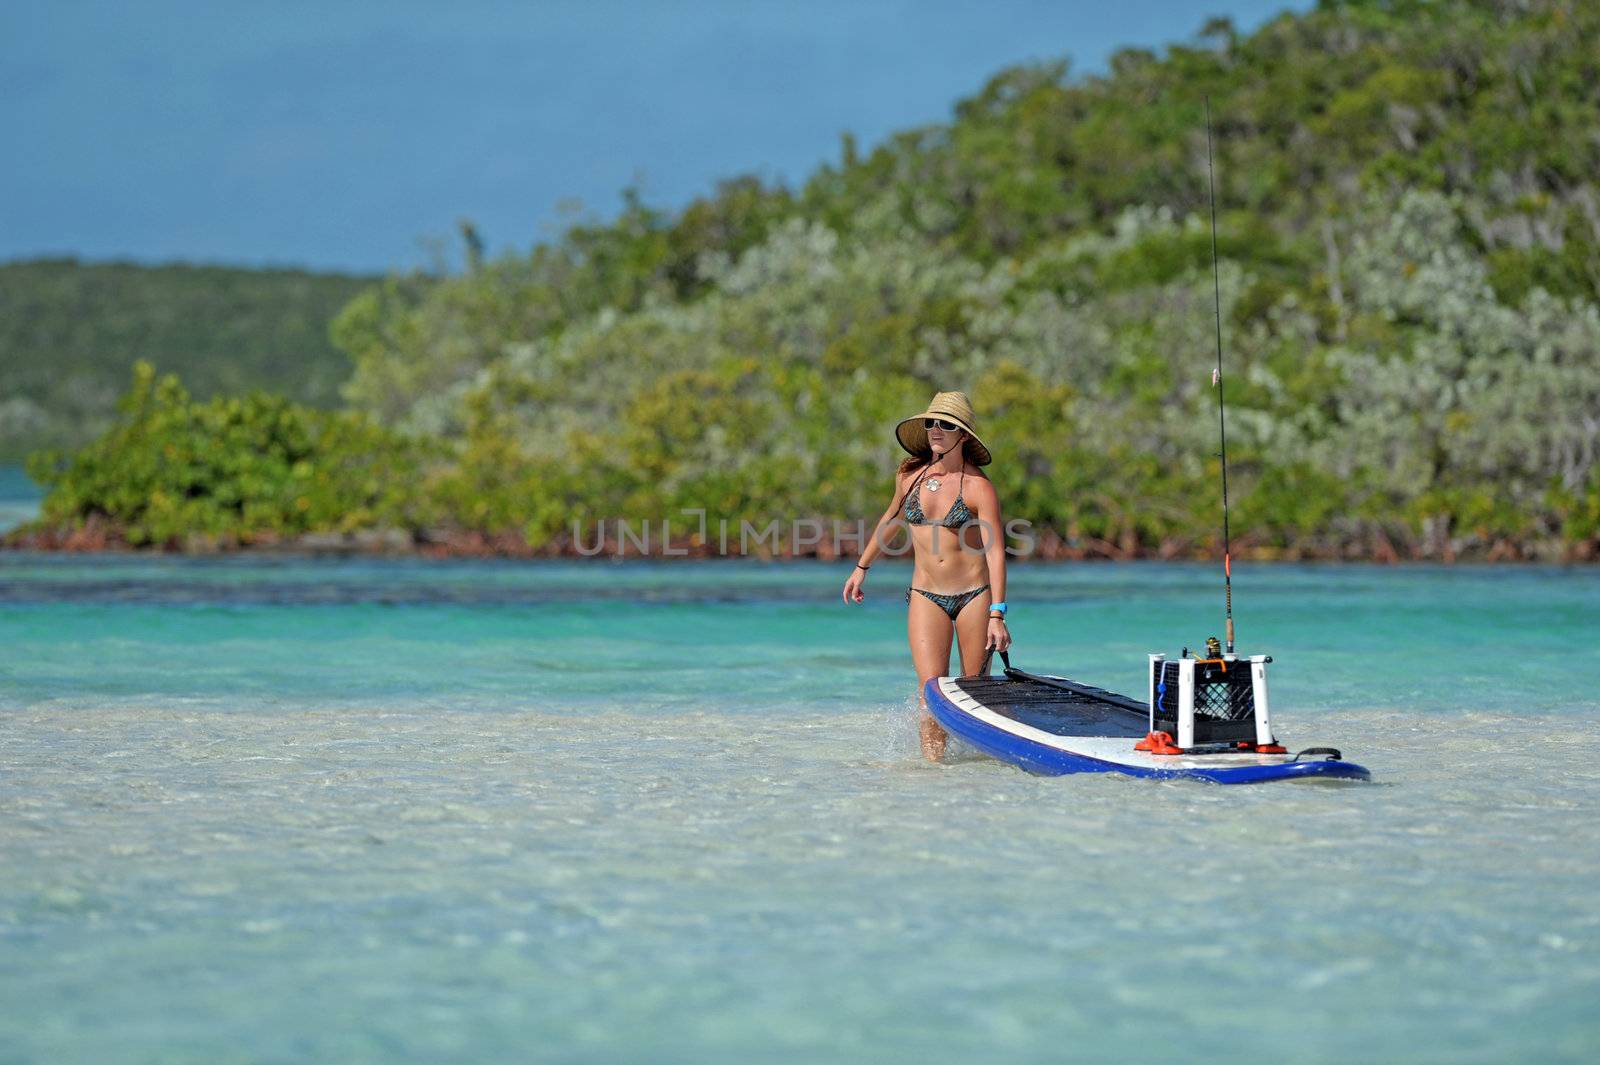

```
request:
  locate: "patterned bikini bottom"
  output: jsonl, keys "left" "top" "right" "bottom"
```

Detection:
{"left": 905, "top": 584, "right": 990, "bottom": 621}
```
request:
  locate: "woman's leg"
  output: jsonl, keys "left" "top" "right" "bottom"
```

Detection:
{"left": 952, "top": 589, "right": 994, "bottom": 677}
{"left": 907, "top": 591, "right": 955, "bottom": 761}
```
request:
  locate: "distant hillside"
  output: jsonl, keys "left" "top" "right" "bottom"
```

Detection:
{"left": 0, "top": 258, "right": 376, "bottom": 461}
{"left": 19, "top": 0, "right": 1600, "bottom": 560}
{"left": 318, "top": 0, "right": 1600, "bottom": 559}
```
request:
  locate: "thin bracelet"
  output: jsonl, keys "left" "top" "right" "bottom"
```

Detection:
{"left": 855, "top": 562, "right": 870, "bottom": 570}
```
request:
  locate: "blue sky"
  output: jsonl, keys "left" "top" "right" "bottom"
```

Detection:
{"left": 3, "top": 1, "right": 1311, "bottom": 273}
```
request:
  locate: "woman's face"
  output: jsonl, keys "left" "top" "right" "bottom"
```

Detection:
{"left": 927, "top": 421, "right": 965, "bottom": 454}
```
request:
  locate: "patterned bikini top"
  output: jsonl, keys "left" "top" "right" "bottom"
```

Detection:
{"left": 904, "top": 467, "right": 972, "bottom": 528}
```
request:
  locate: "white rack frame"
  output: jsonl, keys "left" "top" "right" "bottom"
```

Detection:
{"left": 1147, "top": 652, "right": 1278, "bottom": 750}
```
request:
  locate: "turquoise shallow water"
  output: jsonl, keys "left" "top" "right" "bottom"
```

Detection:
{"left": 2, "top": 555, "right": 1598, "bottom": 1063}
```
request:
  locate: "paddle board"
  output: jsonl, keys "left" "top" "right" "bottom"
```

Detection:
{"left": 925, "top": 668, "right": 1370, "bottom": 784}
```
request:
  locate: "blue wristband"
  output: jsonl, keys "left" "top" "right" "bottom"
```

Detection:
{"left": 989, "top": 601, "right": 1007, "bottom": 616}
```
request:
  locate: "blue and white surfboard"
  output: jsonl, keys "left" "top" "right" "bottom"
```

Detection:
{"left": 925, "top": 670, "right": 1370, "bottom": 784}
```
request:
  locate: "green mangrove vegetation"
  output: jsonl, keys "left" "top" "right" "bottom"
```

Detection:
{"left": 16, "top": 0, "right": 1600, "bottom": 559}
{"left": 25, "top": 363, "right": 437, "bottom": 548}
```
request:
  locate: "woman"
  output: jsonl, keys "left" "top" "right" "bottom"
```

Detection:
{"left": 842, "top": 391, "right": 1010, "bottom": 762}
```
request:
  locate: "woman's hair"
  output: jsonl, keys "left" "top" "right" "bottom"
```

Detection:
{"left": 897, "top": 452, "right": 930, "bottom": 477}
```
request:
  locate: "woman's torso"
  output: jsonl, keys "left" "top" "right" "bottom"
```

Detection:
{"left": 903, "top": 466, "right": 989, "bottom": 592}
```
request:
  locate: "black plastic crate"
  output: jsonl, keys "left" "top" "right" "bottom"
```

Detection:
{"left": 1152, "top": 658, "right": 1257, "bottom": 743}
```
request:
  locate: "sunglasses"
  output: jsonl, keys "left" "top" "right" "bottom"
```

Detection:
{"left": 924, "top": 418, "right": 962, "bottom": 432}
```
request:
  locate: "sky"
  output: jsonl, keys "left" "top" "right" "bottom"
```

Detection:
{"left": 3, "top": 1, "right": 1313, "bottom": 274}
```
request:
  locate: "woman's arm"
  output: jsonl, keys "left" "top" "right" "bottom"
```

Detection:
{"left": 859, "top": 469, "right": 914, "bottom": 569}
{"left": 967, "top": 477, "right": 1010, "bottom": 650}
{"left": 843, "top": 468, "right": 916, "bottom": 604}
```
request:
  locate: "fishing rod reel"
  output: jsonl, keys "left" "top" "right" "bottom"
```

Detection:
{"left": 1135, "top": 637, "right": 1287, "bottom": 756}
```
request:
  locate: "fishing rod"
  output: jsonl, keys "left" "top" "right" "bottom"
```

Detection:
{"left": 1203, "top": 96, "right": 1235, "bottom": 655}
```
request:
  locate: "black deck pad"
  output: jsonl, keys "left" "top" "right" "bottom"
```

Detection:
{"left": 952, "top": 671, "right": 1149, "bottom": 739}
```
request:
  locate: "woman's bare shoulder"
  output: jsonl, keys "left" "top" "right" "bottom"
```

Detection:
{"left": 960, "top": 466, "right": 998, "bottom": 492}
{"left": 962, "top": 470, "right": 1000, "bottom": 502}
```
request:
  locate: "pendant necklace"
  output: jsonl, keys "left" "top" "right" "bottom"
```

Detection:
{"left": 926, "top": 477, "right": 943, "bottom": 493}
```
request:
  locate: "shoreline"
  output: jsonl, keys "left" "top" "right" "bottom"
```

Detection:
{"left": 5, "top": 519, "right": 1594, "bottom": 564}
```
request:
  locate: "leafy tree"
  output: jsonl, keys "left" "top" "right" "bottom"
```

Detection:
{"left": 26, "top": 363, "right": 436, "bottom": 547}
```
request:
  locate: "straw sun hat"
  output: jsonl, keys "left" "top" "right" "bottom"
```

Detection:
{"left": 894, "top": 391, "right": 992, "bottom": 467}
